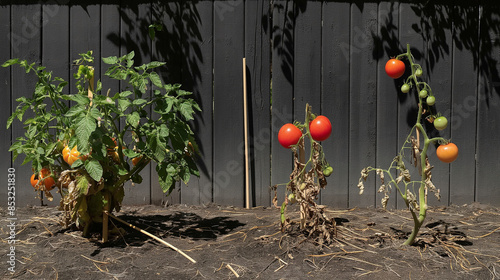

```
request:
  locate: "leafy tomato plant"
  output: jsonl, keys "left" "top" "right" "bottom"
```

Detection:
{"left": 358, "top": 44, "right": 458, "bottom": 245}
{"left": 4, "top": 51, "right": 200, "bottom": 236}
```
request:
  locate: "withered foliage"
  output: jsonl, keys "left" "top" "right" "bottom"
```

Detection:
{"left": 56, "top": 170, "right": 122, "bottom": 235}
{"left": 358, "top": 135, "right": 441, "bottom": 211}
{"left": 273, "top": 138, "right": 336, "bottom": 244}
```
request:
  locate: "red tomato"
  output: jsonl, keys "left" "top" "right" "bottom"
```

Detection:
{"left": 436, "top": 143, "right": 458, "bottom": 163}
{"left": 278, "top": 123, "right": 302, "bottom": 148}
{"left": 309, "top": 116, "right": 332, "bottom": 141}
{"left": 385, "top": 59, "right": 406, "bottom": 79}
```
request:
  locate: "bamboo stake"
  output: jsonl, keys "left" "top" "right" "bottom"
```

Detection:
{"left": 243, "top": 58, "right": 250, "bottom": 209}
{"left": 104, "top": 211, "right": 196, "bottom": 263}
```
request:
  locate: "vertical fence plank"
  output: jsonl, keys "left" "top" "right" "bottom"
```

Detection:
{"left": 245, "top": 0, "right": 271, "bottom": 206}
{"left": 0, "top": 4, "right": 11, "bottom": 202}
{"left": 321, "top": 1, "right": 350, "bottom": 208}
{"left": 294, "top": 1, "right": 321, "bottom": 120}
{"left": 348, "top": 2, "right": 378, "bottom": 208}
{"left": 41, "top": 2, "right": 69, "bottom": 207}
{"left": 476, "top": 7, "right": 500, "bottom": 205}
{"left": 271, "top": 0, "right": 294, "bottom": 206}
{"left": 450, "top": 5, "right": 478, "bottom": 205}
{"left": 120, "top": 3, "right": 152, "bottom": 205}
{"left": 180, "top": 0, "right": 214, "bottom": 205}
{"left": 397, "top": 3, "right": 425, "bottom": 209}
{"left": 374, "top": 2, "right": 401, "bottom": 209}
{"left": 42, "top": 4, "right": 69, "bottom": 79}
{"left": 424, "top": 4, "right": 453, "bottom": 207}
{"left": 70, "top": 2, "right": 101, "bottom": 79}
{"left": 213, "top": 0, "right": 245, "bottom": 206}
{"left": 11, "top": 2, "right": 42, "bottom": 206}
{"left": 101, "top": 1, "right": 120, "bottom": 92}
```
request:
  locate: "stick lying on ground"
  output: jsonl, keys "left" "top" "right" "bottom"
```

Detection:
{"left": 104, "top": 211, "right": 196, "bottom": 264}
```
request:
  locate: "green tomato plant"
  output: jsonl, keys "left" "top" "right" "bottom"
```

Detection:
{"left": 358, "top": 44, "right": 458, "bottom": 246}
{"left": 273, "top": 104, "right": 335, "bottom": 244}
{"left": 4, "top": 51, "right": 200, "bottom": 236}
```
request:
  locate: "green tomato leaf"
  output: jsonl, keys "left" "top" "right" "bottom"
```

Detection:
{"left": 76, "top": 115, "right": 96, "bottom": 153}
{"left": 179, "top": 101, "right": 196, "bottom": 121}
{"left": 132, "top": 99, "right": 147, "bottom": 106}
{"left": 118, "top": 99, "right": 131, "bottom": 111}
{"left": 2, "top": 58, "right": 19, "bottom": 67}
{"left": 149, "top": 71, "right": 163, "bottom": 88}
{"left": 126, "top": 111, "right": 140, "bottom": 128}
{"left": 102, "top": 56, "right": 118, "bottom": 65}
{"left": 123, "top": 149, "right": 140, "bottom": 158}
{"left": 65, "top": 104, "right": 86, "bottom": 117}
{"left": 84, "top": 159, "right": 103, "bottom": 182}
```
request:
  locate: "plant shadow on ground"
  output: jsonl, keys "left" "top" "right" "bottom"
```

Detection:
{"left": 91, "top": 211, "right": 246, "bottom": 254}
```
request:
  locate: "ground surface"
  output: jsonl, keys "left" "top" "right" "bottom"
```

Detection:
{"left": 1, "top": 202, "right": 500, "bottom": 280}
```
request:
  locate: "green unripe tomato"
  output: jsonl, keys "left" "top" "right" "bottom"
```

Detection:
{"left": 419, "top": 89, "right": 428, "bottom": 98}
{"left": 434, "top": 116, "right": 448, "bottom": 131}
{"left": 401, "top": 83, "right": 410, "bottom": 93}
{"left": 415, "top": 68, "right": 423, "bottom": 77}
{"left": 323, "top": 166, "right": 333, "bottom": 177}
{"left": 288, "top": 193, "right": 297, "bottom": 204}
{"left": 426, "top": 96, "right": 436, "bottom": 106}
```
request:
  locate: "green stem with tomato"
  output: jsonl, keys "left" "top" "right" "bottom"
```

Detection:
{"left": 360, "top": 44, "right": 458, "bottom": 246}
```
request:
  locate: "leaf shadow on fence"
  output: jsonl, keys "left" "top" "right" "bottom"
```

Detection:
{"left": 271, "top": 0, "right": 307, "bottom": 85}
{"left": 373, "top": 1, "right": 500, "bottom": 129}
{"left": 106, "top": 1, "right": 211, "bottom": 181}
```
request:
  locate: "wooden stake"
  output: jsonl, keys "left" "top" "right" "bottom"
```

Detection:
{"left": 104, "top": 211, "right": 196, "bottom": 263}
{"left": 243, "top": 58, "right": 250, "bottom": 209}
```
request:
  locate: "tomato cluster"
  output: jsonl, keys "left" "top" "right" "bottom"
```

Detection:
{"left": 385, "top": 57, "right": 458, "bottom": 164}
{"left": 30, "top": 168, "right": 55, "bottom": 191}
{"left": 278, "top": 115, "right": 332, "bottom": 149}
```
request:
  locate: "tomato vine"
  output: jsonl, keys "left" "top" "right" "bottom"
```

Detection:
{"left": 358, "top": 44, "right": 458, "bottom": 246}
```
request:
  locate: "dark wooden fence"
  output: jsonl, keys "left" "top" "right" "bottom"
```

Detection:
{"left": 1, "top": 1, "right": 499, "bottom": 208}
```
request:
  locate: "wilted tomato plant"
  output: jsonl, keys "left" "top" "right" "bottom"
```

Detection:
{"left": 4, "top": 51, "right": 200, "bottom": 236}
{"left": 358, "top": 44, "right": 458, "bottom": 245}
{"left": 273, "top": 104, "right": 335, "bottom": 244}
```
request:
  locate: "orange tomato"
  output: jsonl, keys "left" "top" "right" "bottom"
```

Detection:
{"left": 132, "top": 156, "right": 142, "bottom": 166}
{"left": 30, "top": 174, "right": 39, "bottom": 189}
{"left": 436, "top": 143, "right": 459, "bottom": 163}
{"left": 31, "top": 168, "right": 55, "bottom": 191}
{"left": 63, "top": 145, "right": 85, "bottom": 166}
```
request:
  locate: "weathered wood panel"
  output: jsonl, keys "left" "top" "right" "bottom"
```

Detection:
{"left": 321, "top": 1, "right": 350, "bottom": 208}
{"left": 213, "top": 0, "right": 245, "bottom": 206}
{"left": 180, "top": 0, "right": 214, "bottom": 205}
{"left": 374, "top": 1, "right": 401, "bottom": 209}
{"left": 450, "top": 5, "right": 478, "bottom": 205}
{"left": 270, "top": 0, "right": 294, "bottom": 206}
{"left": 245, "top": 0, "right": 271, "bottom": 206}
{"left": 348, "top": 2, "right": 378, "bottom": 208}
